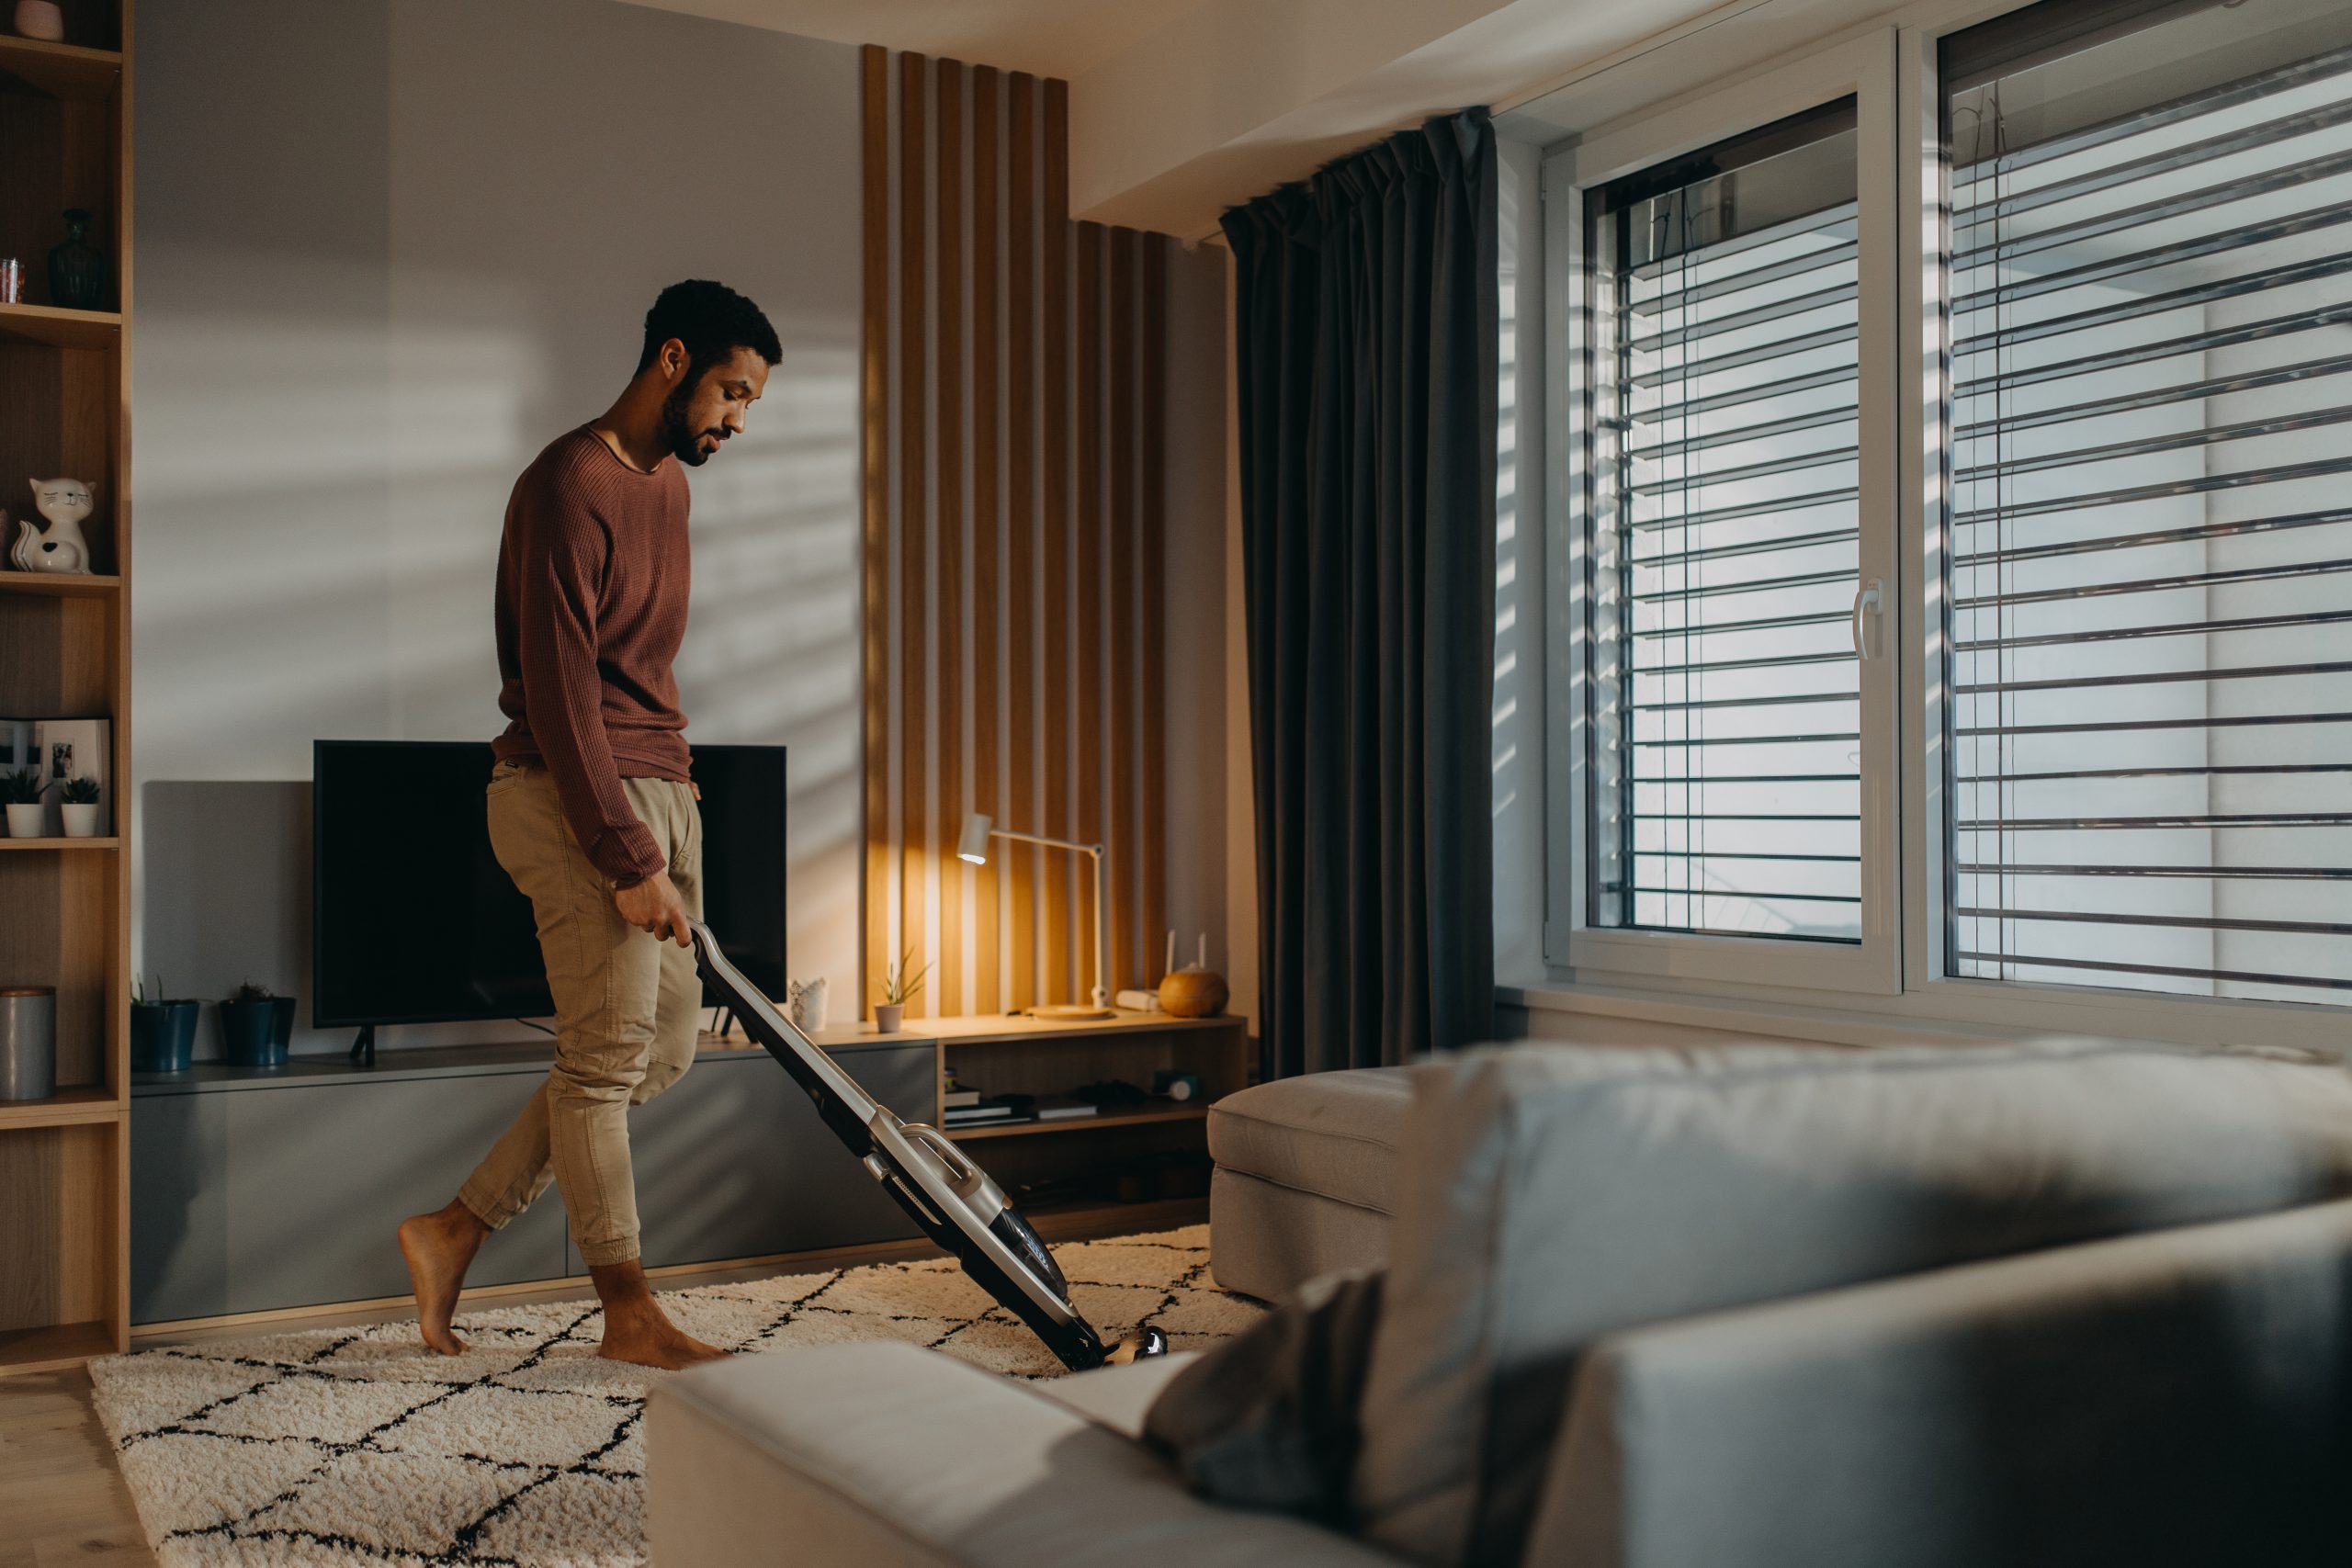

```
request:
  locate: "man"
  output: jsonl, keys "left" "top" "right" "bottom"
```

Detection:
{"left": 398, "top": 279, "right": 779, "bottom": 1370}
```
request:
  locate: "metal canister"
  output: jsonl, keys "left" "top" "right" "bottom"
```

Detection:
{"left": 0, "top": 986, "right": 58, "bottom": 1100}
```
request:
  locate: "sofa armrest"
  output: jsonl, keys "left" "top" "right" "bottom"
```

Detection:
{"left": 1531, "top": 1199, "right": 2352, "bottom": 1568}
{"left": 648, "top": 1341, "right": 1406, "bottom": 1568}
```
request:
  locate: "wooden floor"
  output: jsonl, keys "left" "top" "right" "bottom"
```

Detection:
{"left": 0, "top": 1196, "right": 1206, "bottom": 1567}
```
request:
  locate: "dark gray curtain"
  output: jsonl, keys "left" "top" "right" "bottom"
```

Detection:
{"left": 1223, "top": 109, "right": 1498, "bottom": 1078}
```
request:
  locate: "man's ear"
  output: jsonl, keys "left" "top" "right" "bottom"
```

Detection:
{"left": 661, "top": 337, "right": 690, "bottom": 382}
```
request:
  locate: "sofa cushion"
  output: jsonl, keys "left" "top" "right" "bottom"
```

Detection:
{"left": 1032, "top": 1351, "right": 1200, "bottom": 1438}
{"left": 1209, "top": 1067, "right": 1412, "bottom": 1216}
{"left": 1349, "top": 1039, "right": 2352, "bottom": 1568}
{"left": 650, "top": 1342, "right": 1404, "bottom": 1568}
{"left": 1211, "top": 1168, "right": 1396, "bottom": 1300}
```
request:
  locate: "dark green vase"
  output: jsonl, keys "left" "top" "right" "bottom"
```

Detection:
{"left": 48, "top": 208, "right": 105, "bottom": 311}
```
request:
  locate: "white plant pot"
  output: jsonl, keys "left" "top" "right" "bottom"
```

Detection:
{"left": 12, "top": 2, "right": 65, "bottom": 43}
{"left": 873, "top": 1003, "right": 904, "bottom": 1034}
{"left": 60, "top": 803, "right": 100, "bottom": 838}
{"left": 5, "top": 803, "right": 46, "bottom": 839}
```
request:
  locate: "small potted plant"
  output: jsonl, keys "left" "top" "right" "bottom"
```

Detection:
{"left": 130, "top": 974, "right": 200, "bottom": 1074}
{"left": 57, "top": 775, "right": 102, "bottom": 838}
{"left": 219, "top": 979, "right": 296, "bottom": 1067}
{"left": 1, "top": 767, "right": 46, "bottom": 838}
{"left": 876, "top": 950, "right": 929, "bottom": 1034}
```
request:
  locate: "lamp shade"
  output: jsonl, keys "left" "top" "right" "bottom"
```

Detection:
{"left": 956, "top": 812, "right": 993, "bottom": 864}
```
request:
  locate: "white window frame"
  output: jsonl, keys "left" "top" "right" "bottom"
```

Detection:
{"left": 1546, "top": 31, "right": 1905, "bottom": 998}
{"left": 1529, "top": 0, "right": 2352, "bottom": 1053}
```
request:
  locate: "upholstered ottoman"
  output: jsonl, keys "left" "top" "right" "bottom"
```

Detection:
{"left": 1207, "top": 1066, "right": 1409, "bottom": 1299}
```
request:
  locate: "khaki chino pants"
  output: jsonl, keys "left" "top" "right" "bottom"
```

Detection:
{"left": 458, "top": 757, "right": 703, "bottom": 1266}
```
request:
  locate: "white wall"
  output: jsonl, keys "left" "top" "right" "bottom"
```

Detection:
{"left": 134, "top": 0, "right": 861, "bottom": 1055}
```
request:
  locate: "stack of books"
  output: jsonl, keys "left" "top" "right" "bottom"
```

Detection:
{"left": 943, "top": 1089, "right": 1035, "bottom": 1129}
{"left": 938, "top": 1064, "right": 1113, "bottom": 1129}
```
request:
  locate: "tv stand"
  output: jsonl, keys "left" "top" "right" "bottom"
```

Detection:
{"left": 130, "top": 1029, "right": 935, "bottom": 1325}
{"left": 347, "top": 1024, "right": 377, "bottom": 1066}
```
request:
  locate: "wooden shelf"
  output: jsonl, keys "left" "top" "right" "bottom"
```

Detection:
{"left": 0, "top": 1318, "right": 116, "bottom": 1374}
{"left": 0, "top": 37, "right": 120, "bottom": 101}
{"left": 0, "top": 1088, "right": 122, "bottom": 1129}
{"left": 0, "top": 571, "right": 120, "bottom": 597}
{"left": 925, "top": 1010, "right": 1241, "bottom": 1045}
{"left": 0, "top": 0, "right": 130, "bottom": 1380}
{"left": 0, "top": 302, "right": 122, "bottom": 350}
{"left": 947, "top": 1104, "right": 1210, "bottom": 1142}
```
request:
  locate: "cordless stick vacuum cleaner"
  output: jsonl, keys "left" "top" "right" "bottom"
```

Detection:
{"left": 689, "top": 920, "right": 1169, "bottom": 1372}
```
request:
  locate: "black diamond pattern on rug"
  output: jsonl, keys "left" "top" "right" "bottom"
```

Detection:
{"left": 91, "top": 1224, "right": 1261, "bottom": 1567}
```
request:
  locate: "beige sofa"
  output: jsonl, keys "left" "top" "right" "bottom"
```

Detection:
{"left": 650, "top": 1038, "right": 2352, "bottom": 1568}
{"left": 1206, "top": 1065, "right": 1408, "bottom": 1299}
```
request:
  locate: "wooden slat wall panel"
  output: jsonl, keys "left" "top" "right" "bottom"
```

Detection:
{"left": 1006, "top": 74, "right": 1037, "bottom": 1013}
{"left": 1040, "top": 77, "right": 1071, "bottom": 1010}
{"left": 933, "top": 60, "right": 964, "bottom": 1018}
{"left": 863, "top": 53, "right": 1177, "bottom": 1019}
{"left": 896, "top": 51, "right": 929, "bottom": 1008}
{"left": 1073, "top": 222, "right": 1102, "bottom": 1002}
{"left": 1140, "top": 238, "right": 1169, "bottom": 998}
{"left": 970, "top": 65, "right": 1001, "bottom": 1018}
{"left": 1109, "top": 228, "right": 1138, "bottom": 991}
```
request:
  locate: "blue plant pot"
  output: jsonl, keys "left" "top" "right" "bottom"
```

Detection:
{"left": 131, "top": 1000, "right": 198, "bottom": 1073}
{"left": 220, "top": 997, "right": 296, "bottom": 1067}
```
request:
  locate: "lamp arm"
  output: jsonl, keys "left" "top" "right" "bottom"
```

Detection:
{"left": 980, "top": 826, "right": 1110, "bottom": 1010}
{"left": 988, "top": 827, "right": 1100, "bottom": 855}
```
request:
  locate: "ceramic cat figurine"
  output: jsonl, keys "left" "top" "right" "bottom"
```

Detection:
{"left": 10, "top": 477, "right": 95, "bottom": 575}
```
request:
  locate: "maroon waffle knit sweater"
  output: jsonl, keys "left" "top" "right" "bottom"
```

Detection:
{"left": 492, "top": 426, "right": 691, "bottom": 888}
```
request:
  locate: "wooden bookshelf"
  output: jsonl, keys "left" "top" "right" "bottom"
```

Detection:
{"left": 0, "top": 36, "right": 121, "bottom": 101}
{"left": 921, "top": 1011, "right": 1249, "bottom": 1199}
{"left": 0, "top": 302, "right": 120, "bottom": 350}
{"left": 0, "top": 0, "right": 130, "bottom": 1376}
{"left": 946, "top": 1102, "right": 1210, "bottom": 1143}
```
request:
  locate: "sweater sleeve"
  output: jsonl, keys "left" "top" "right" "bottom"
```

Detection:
{"left": 511, "top": 480, "right": 668, "bottom": 888}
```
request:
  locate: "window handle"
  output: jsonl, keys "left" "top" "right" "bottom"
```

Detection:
{"left": 1850, "top": 579, "right": 1884, "bottom": 661}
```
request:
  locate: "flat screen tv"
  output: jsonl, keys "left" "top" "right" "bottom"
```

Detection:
{"left": 312, "top": 739, "right": 786, "bottom": 1037}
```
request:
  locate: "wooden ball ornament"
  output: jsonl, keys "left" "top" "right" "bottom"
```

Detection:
{"left": 1158, "top": 968, "right": 1228, "bottom": 1019}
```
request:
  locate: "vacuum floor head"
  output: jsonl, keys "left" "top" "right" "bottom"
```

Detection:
{"left": 688, "top": 921, "right": 1167, "bottom": 1371}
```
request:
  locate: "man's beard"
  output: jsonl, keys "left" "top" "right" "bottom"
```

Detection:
{"left": 659, "top": 372, "right": 726, "bottom": 467}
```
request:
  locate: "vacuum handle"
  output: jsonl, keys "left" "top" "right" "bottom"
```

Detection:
{"left": 904, "top": 1122, "right": 980, "bottom": 1184}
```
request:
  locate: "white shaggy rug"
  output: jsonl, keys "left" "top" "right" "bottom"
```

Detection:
{"left": 90, "top": 1224, "right": 1260, "bottom": 1567}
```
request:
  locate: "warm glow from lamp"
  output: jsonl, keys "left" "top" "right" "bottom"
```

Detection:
{"left": 952, "top": 810, "right": 1111, "bottom": 1014}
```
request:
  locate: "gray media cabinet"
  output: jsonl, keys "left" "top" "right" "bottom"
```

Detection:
{"left": 130, "top": 1034, "right": 932, "bottom": 1325}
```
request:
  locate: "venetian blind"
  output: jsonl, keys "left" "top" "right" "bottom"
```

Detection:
{"left": 1944, "top": 0, "right": 2352, "bottom": 1001}
{"left": 1588, "top": 103, "right": 1868, "bottom": 942}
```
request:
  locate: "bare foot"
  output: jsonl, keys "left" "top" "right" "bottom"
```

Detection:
{"left": 398, "top": 1200, "right": 490, "bottom": 1356}
{"left": 597, "top": 1308, "right": 732, "bottom": 1371}
{"left": 587, "top": 1258, "right": 731, "bottom": 1371}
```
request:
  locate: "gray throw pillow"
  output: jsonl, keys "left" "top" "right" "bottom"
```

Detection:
{"left": 1142, "top": 1268, "right": 1385, "bottom": 1525}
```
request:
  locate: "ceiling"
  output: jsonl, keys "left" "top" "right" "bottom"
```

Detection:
{"left": 613, "top": 0, "right": 1211, "bottom": 80}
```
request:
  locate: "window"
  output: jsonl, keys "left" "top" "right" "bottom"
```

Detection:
{"left": 1940, "top": 0, "right": 2352, "bottom": 1005}
{"left": 1540, "top": 0, "right": 2352, "bottom": 1036}
{"left": 1586, "top": 105, "right": 1868, "bottom": 944}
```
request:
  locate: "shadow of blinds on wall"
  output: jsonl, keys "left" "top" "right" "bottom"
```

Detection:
{"left": 1587, "top": 102, "right": 1866, "bottom": 941}
{"left": 1943, "top": 0, "right": 2352, "bottom": 1003}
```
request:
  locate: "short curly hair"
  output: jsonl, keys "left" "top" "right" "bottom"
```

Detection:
{"left": 636, "top": 278, "right": 783, "bottom": 377}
